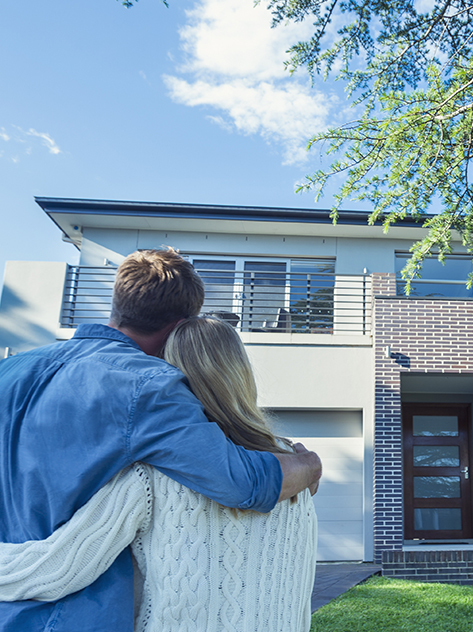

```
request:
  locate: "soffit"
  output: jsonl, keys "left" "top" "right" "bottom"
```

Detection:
{"left": 36, "top": 197, "right": 456, "bottom": 248}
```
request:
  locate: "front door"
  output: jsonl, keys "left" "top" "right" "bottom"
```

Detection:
{"left": 403, "top": 404, "right": 472, "bottom": 540}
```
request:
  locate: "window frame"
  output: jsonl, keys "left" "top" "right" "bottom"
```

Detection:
{"left": 395, "top": 252, "right": 473, "bottom": 299}
{"left": 186, "top": 255, "right": 336, "bottom": 333}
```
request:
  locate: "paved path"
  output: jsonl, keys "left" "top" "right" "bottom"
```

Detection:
{"left": 311, "top": 563, "right": 381, "bottom": 612}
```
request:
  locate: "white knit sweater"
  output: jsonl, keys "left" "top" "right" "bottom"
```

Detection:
{"left": 0, "top": 464, "right": 317, "bottom": 632}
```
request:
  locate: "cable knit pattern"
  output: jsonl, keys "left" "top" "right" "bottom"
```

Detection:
{"left": 0, "top": 464, "right": 153, "bottom": 602}
{"left": 132, "top": 468, "right": 317, "bottom": 632}
{"left": 0, "top": 465, "right": 317, "bottom": 632}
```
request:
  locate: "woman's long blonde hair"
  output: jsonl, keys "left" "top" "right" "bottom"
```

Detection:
{"left": 164, "top": 316, "right": 291, "bottom": 454}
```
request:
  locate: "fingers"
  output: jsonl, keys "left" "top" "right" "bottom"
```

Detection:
{"left": 292, "top": 443, "right": 322, "bottom": 494}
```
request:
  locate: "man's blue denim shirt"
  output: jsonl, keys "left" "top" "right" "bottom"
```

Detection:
{"left": 0, "top": 324, "right": 282, "bottom": 632}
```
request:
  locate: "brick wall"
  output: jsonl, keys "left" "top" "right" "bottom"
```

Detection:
{"left": 372, "top": 273, "right": 473, "bottom": 565}
{"left": 383, "top": 550, "right": 473, "bottom": 584}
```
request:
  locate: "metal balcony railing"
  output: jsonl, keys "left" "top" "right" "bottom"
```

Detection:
{"left": 61, "top": 266, "right": 116, "bottom": 328}
{"left": 61, "top": 265, "right": 372, "bottom": 335}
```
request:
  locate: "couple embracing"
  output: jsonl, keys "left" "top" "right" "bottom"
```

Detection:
{"left": 0, "top": 248, "right": 322, "bottom": 632}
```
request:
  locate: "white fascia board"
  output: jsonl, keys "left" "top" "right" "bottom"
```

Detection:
{"left": 45, "top": 211, "right": 449, "bottom": 243}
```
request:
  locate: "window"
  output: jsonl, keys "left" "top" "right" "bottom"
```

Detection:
{"left": 290, "top": 260, "right": 336, "bottom": 332}
{"left": 396, "top": 253, "right": 473, "bottom": 298}
{"left": 188, "top": 257, "right": 336, "bottom": 333}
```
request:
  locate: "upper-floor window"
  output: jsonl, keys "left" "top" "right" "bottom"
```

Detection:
{"left": 396, "top": 253, "right": 473, "bottom": 298}
{"left": 186, "top": 256, "right": 336, "bottom": 333}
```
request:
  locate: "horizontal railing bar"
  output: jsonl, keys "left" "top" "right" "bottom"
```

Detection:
{"left": 61, "top": 305, "right": 112, "bottom": 309}
{"left": 69, "top": 266, "right": 372, "bottom": 279}
{"left": 397, "top": 278, "right": 468, "bottom": 285}
{"left": 64, "top": 284, "right": 115, "bottom": 288}
{"left": 61, "top": 265, "right": 373, "bottom": 334}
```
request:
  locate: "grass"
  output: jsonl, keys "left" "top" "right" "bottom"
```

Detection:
{"left": 310, "top": 576, "right": 473, "bottom": 632}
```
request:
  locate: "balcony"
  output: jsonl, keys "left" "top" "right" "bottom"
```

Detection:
{"left": 60, "top": 265, "right": 373, "bottom": 336}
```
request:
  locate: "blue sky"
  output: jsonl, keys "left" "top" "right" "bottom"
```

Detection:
{"left": 0, "top": 0, "right": 355, "bottom": 288}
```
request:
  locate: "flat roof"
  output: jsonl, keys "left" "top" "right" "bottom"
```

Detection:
{"left": 36, "top": 196, "right": 431, "bottom": 225}
{"left": 35, "top": 196, "right": 435, "bottom": 248}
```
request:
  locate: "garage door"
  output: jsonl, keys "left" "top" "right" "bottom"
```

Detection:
{"left": 273, "top": 410, "right": 364, "bottom": 561}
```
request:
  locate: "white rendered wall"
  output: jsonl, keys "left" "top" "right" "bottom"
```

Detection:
{"left": 79, "top": 229, "right": 136, "bottom": 266}
{"left": 0, "top": 261, "right": 68, "bottom": 355}
{"left": 80, "top": 226, "right": 423, "bottom": 276}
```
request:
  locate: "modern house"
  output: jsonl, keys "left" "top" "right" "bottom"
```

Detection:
{"left": 2, "top": 196, "right": 473, "bottom": 582}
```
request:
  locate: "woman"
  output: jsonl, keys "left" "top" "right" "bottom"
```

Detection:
{"left": 0, "top": 317, "right": 317, "bottom": 631}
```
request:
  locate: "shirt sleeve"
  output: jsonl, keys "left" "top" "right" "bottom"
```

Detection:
{"left": 0, "top": 465, "right": 153, "bottom": 602}
{"left": 129, "top": 370, "right": 283, "bottom": 513}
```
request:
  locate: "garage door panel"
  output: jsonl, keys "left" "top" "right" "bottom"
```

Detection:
{"left": 274, "top": 411, "right": 362, "bottom": 438}
{"left": 318, "top": 468, "right": 363, "bottom": 485}
{"left": 287, "top": 437, "right": 362, "bottom": 458}
{"left": 317, "top": 520, "right": 363, "bottom": 537}
{"left": 315, "top": 482, "right": 363, "bottom": 498}
{"left": 290, "top": 440, "right": 363, "bottom": 483}
{"left": 313, "top": 493, "right": 362, "bottom": 509}
{"left": 318, "top": 525, "right": 364, "bottom": 561}
{"left": 319, "top": 458, "right": 363, "bottom": 474}
{"left": 314, "top": 493, "right": 363, "bottom": 518}
{"left": 317, "top": 505, "right": 363, "bottom": 521}
{"left": 318, "top": 544, "right": 364, "bottom": 560}
{"left": 274, "top": 409, "right": 364, "bottom": 561}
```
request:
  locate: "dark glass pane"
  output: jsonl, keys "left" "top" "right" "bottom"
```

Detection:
{"left": 242, "top": 262, "right": 287, "bottom": 329}
{"left": 243, "top": 261, "right": 286, "bottom": 286}
{"left": 193, "top": 260, "right": 235, "bottom": 282}
{"left": 396, "top": 254, "right": 473, "bottom": 298}
{"left": 413, "top": 415, "right": 458, "bottom": 437}
{"left": 193, "top": 260, "right": 236, "bottom": 313}
{"left": 289, "top": 260, "right": 335, "bottom": 333}
{"left": 413, "top": 446, "right": 460, "bottom": 467}
{"left": 414, "top": 476, "right": 460, "bottom": 498}
{"left": 414, "top": 508, "right": 462, "bottom": 531}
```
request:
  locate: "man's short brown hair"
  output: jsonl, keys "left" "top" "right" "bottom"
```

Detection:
{"left": 110, "top": 248, "right": 205, "bottom": 334}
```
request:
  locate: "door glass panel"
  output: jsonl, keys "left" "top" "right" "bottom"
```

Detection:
{"left": 414, "top": 476, "right": 461, "bottom": 498}
{"left": 414, "top": 508, "right": 462, "bottom": 530}
{"left": 413, "top": 415, "right": 458, "bottom": 436}
{"left": 413, "top": 446, "right": 460, "bottom": 467}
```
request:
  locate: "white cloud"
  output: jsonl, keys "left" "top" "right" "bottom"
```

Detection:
{"left": 164, "top": 0, "right": 337, "bottom": 164}
{"left": 0, "top": 125, "right": 62, "bottom": 159}
{"left": 164, "top": 76, "right": 334, "bottom": 164}
{"left": 25, "top": 128, "right": 61, "bottom": 154}
{"left": 178, "top": 0, "right": 312, "bottom": 81}
{"left": 205, "top": 114, "right": 233, "bottom": 132}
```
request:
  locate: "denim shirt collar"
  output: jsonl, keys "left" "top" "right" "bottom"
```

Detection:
{"left": 73, "top": 323, "right": 142, "bottom": 352}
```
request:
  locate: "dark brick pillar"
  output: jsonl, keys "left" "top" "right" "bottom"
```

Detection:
{"left": 373, "top": 274, "right": 404, "bottom": 563}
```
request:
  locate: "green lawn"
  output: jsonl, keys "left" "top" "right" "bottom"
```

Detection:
{"left": 310, "top": 576, "right": 473, "bottom": 632}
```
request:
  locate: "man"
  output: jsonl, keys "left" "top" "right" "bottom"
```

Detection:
{"left": 0, "top": 249, "right": 321, "bottom": 632}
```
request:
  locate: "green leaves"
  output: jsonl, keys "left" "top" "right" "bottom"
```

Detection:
{"left": 118, "top": 0, "right": 169, "bottom": 8}
{"left": 277, "top": 0, "right": 473, "bottom": 290}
